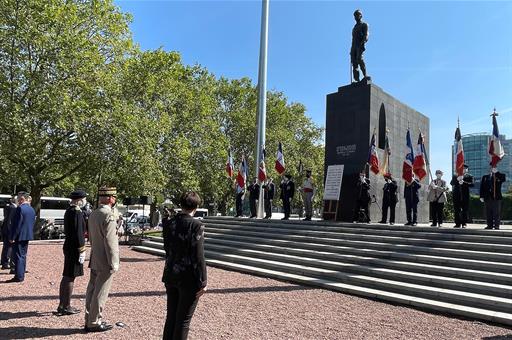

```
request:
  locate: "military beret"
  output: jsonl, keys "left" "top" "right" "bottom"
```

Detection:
{"left": 98, "top": 186, "right": 117, "bottom": 197}
{"left": 70, "top": 190, "right": 87, "bottom": 199}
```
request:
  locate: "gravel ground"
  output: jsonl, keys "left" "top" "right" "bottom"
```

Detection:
{"left": 1, "top": 242, "right": 512, "bottom": 340}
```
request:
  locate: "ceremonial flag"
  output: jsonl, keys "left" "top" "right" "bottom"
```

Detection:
{"left": 402, "top": 129, "right": 414, "bottom": 184}
{"left": 258, "top": 148, "right": 267, "bottom": 182}
{"left": 454, "top": 125, "right": 465, "bottom": 176}
{"left": 413, "top": 132, "right": 427, "bottom": 180}
{"left": 380, "top": 132, "right": 391, "bottom": 175}
{"left": 226, "top": 149, "right": 234, "bottom": 178}
{"left": 275, "top": 142, "right": 286, "bottom": 175}
{"left": 236, "top": 156, "right": 248, "bottom": 188}
{"left": 367, "top": 131, "right": 380, "bottom": 175}
{"left": 489, "top": 112, "right": 505, "bottom": 167}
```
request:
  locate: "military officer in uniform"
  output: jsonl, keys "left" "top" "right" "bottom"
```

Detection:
{"left": 247, "top": 178, "right": 260, "bottom": 218}
{"left": 301, "top": 170, "right": 315, "bottom": 221}
{"left": 379, "top": 173, "right": 398, "bottom": 225}
{"left": 404, "top": 177, "right": 421, "bottom": 226}
{"left": 57, "top": 190, "right": 87, "bottom": 315}
{"left": 1, "top": 195, "right": 17, "bottom": 270}
{"left": 451, "top": 164, "right": 474, "bottom": 228}
{"left": 263, "top": 178, "right": 275, "bottom": 219}
{"left": 234, "top": 181, "right": 245, "bottom": 218}
{"left": 280, "top": 174, "right": 295, "bottom": 220}
{"left": 480, "top": 165, "right": 506, "bottom": 229}
{"left": 353, "top": 171, "right": 371, "bottom": 223}
{"left": 427, "top": 170, "right": 448, "bottom": 227}
{"left": 84, "top": 187, "right": 119, "bottom": 333}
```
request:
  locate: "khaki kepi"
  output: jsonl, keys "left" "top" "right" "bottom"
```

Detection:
{"left": 98, "top": 187, "right": 117, "bottom": 197}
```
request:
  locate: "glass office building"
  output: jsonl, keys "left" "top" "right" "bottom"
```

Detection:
{"left": 452, "top": 133, "right": 511, "bottom": 194}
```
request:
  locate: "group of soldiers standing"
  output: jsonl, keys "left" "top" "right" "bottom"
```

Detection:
{"left": 354, "top": 164, "right": 507, "bottom": 229}
{"left": 235, "top": 170, "right": 316, "bottom": 221}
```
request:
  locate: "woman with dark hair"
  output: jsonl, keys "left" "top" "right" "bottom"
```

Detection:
{"left": 162, "top": 191, "right": 207, "bottom": 340}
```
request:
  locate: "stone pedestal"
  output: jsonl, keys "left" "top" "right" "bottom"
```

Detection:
{"left": 324, "top": 79, "right": 430, "bottom": 223}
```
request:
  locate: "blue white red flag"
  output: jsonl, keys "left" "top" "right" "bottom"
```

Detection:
{"left": 454, "top": 126, "right": 465, "bottom": 176}
{"left": 275, "top": 142, "right": 286, "bottom": 175}
{"left": 236, "top": 156, "right": 248, "bottom": 189}
{"left": 258, "top": 148, "right": 267, "bottom": 182}
{"left": 402, "top": 129, "right": 414, "bottom": 184}
{"left": 489, "top": 113, "right": 505, "bottom": 167}
{"left": 226, "top": 149, "right": 234, "bottom": 178}
{"left": 413, "top": 132, "right": 427, "bottom": 180}
{"left": 367, "top": 131, "right": 380, "bottom": 175}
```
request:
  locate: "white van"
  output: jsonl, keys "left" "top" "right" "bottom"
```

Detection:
{"left": 173, "top": 208, "right": 209, "bottom": 219}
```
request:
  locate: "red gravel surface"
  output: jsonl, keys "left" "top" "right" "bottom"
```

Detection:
{"left": 1, "top": 242, "right": 511, "bottom": 340}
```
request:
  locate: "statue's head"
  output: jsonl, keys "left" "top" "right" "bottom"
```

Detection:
{"left": 354, "top": 9, "right": 362, "bottom": 22}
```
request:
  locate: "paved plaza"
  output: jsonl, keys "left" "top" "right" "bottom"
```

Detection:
{"left": 0, "top": 242, "right": 512, "bottom": 339}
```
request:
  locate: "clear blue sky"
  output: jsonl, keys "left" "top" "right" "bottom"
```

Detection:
{"left": 116, "top": 0, "right": 512, "bottom": 177}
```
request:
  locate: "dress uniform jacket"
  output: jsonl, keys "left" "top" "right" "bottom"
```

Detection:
{"left": 87, "top": 205, "right": 119, "bottom": 272}
{"left": 480, "top": 172, "right": 506, "bottom": 201}
{"left": 63, "top": 205, "right": 86, "bottom": 277}
{"left": 404, "top": 180, "right": 421, "bottom": 205}
{"left": 451, "top": 174, "right": 474, "bottom": 204}
{"left": 280, "top": 180, "right": 295, "bottom": 201}
{"left": 382, "top": 180, "right": 398, "bottom": 204}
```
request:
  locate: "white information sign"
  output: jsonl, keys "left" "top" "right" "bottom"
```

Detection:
{"left": 323, "top": 164, "right": 344, "bottom": 201}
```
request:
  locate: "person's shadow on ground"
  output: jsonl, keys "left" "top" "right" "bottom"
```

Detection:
{"left": 0, "top": 326, "right": 84, "bottom": 339}
{"left": 0, "top": 311, "right": 50, "bottom": 320}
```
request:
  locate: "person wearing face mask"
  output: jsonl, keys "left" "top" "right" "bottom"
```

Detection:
{"left": 427, "top": 170, "right": 448, "bottom": 227}
{"left": 57, "top": 190, "right": 88, "bottom": 315}
{"left": 450, "top": 164, "right": 474, "bottom": 228}
{"left": 404, "top": 176, "right": 421, "bottom": 226}
{"left": 302, "top": 170, "right": 316, "bottom": 221}
{"left": 280, "top": 174, "right": 295, "bottom": 220}
{"left": 353, "top": 171, "right": 371, "bottom": 223}
{"left": 84, "top": 186, "right": 119, "bottom": 332}
{"left": 248, "top": 178, "right": 260, "bottom": 218}
{"left": 480, "top": 164, "right": 506, "bottom": 229}
{"left": 379, "top": 173, "right": 398, "bottom": 225}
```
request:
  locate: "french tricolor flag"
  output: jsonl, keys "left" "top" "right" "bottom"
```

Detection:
{"left": 367, "top": 131, "right": 380, "bottom": 175}
{"left": 236, "top": 156, "right": 248, "bottom": 189}
{"left": 275, "top": 142, "right": 286, "bottom": 175}
{"left": 413, "top": 132, "right": 427, "bottom": 181}
{"left": 402, "top": 129, "right": 414, "bottom": 184}
{"left": 226, "top": 149, "right": 234, "bottom": 178}
{"left": 454, "top": 126, "right": 465, "bottom": 176}
{"left": 489, "top": 111, "right": 505, "bottom": 167}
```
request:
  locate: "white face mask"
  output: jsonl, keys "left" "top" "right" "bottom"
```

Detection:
{"left": 491, "top": 168, "right": 498, "bottom": 174}
{"left": 463, "top": 168, "right": 468, "bottom": 174}
{"left": 436, "top": 174, "right": 442, "bottom": 179}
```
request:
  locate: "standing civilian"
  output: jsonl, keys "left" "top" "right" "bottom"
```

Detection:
{"left": 263, "top": 178, "right": 275, "bottom": 219}
{"left": 404, "top": 177, "right": 421, "bottom": 226}
{"left": 379, "top": 173, "right": 398, "bottom": 225}
{"left": 427, "top": 170, "right": 448, "bottom": 227}
{"left": 480, "top": 165, "right": 506, "bottom": 230}
{"left": 1, "top": 195, "right": 17, "bottom": 270}
{"left": 248, "top": 178, "right": 259, "bottom": 218}
{"left": 451, "top": 164, "right": 474, "bottom": 228}
{"left": 280, "top": 175, "right": 295, "bottom": 220}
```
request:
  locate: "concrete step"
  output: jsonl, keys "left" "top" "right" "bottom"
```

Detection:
{"left": 205, "top": 242, "right": 512, "bottom": 299}
{"left": 205, "top": 218, "right": 512, "bottom": 244}
{"left": 204, "top": 227, "right": 512, "bottom": 263}
{"left": 204, "top": 223, "right": 512, "bottom": 253}
{"left": 205, "top": 251, "right": 512, "bottom": 314}
{"left": 205, "top": 216, "right": 512, "bottom": 238}
{"left": 202, "top": 237, "right": 512, "bottom": 286}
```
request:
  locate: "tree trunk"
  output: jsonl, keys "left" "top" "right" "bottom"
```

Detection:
{"left": 30, "top": 185, "right": 43, "bottom": 239}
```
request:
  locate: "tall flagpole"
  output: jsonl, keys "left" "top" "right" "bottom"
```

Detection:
{"left": 255, "top": 0, "right": 269, "bottom": 218}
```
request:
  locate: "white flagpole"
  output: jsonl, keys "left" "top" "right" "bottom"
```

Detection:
{"left": 255, "top": 0, "right": 269, "bottom": 218}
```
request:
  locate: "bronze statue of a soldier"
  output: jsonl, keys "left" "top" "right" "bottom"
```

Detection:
{"left": 351, "top": 9, "right": 369, "bottom": 82}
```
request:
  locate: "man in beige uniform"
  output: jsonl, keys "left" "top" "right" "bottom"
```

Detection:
{"left": 301, "top": 170, "right": 316, "bottom": 221}
{"left": 84, "top": 187, "right": 119, "bottom": 332}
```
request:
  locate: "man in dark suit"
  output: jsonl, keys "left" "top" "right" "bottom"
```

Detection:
{"left": 263, "top": 178, "right": 275, "bottom": 219}
{"left": 451, "top": 164, "right": 474, "bottom": 228}
{"left": 1, "top": 195, "right": 17, "bottom": 270}
{"left": 247, "top": 178, "right": 260, "bottom": 218}
{"left": 404, "top": 177, "right": 421, "bottom": 226}
{"left": 480, "top": 165, "right": 506, "bottom": 230}
{"left": 234, "top": 182, "right": 245, "bottom": 218}
{"left": 353, "top": 171, "right": 371, "bottom": 223}
{"left": 280, "top": 174, "right": 295, "bottom": 220}
{"left": 379, "top": 173, "right": 398, "bottom": 225}
{"left": 8, "top": 192, "right": 36, "bottom": 282}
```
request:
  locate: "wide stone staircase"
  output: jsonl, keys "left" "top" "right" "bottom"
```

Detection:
{"left": 132, "top": 216, "right": 512, "bottom": 325}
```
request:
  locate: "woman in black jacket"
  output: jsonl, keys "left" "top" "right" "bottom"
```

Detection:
{"left": 162, "top": 191, "right": 207, "bottom": 340}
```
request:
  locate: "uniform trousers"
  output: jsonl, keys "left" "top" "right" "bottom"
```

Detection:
{"left": 430, "top": 202, "right": 444, "bottom": 226}
{"left": 249, "top": 198, "right": 257, "bottom": 217}
{"left": 485, "top": 200, "right": 502, "bottom": 229}
{"left": 405, "top": 200, "right": 418, "bottom": 224}
{"left": 235, "top": 193, "right": 244, "bottom": 216}
{"left": 264, "top": 199, "right": 272, "bottom": 218}
{"left": 1, "top": 238, "right": 13, "bottom": 268}
{"left": 303, "top": 192, "right": 313, "bottom": 219}
{"left": 283, "top": 198, "right": 291, "bottom": 218}
{"left": 85, "top": 269, "right": 114, "bottom": 327}
{"left": 353, "top": 199, "right": 370, "bottom": 223}
{"left": 381, "top": 201, "right": 396, "bottom": 223}
{"left": 13, "top": 241, "right": 29, "bottom": 281}
{"left": 163, "top": 283, "right": 200, "bottom": 340}
{"left": 453, "top": 199, "right": 469, "bottom": 227}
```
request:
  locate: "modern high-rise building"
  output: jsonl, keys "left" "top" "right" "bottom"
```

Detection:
{"left": 452, "top": 133, "right": 511, "bottom": 194}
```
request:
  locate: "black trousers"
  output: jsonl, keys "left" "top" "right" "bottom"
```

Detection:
{"left": 381, "top": 200, "right": 396, "bottom": 223}
{"left": 453, "top": 200, "right": 469, "bottom": 226}
{"left": 13, "top": 241, "right": 29, "bottom": 281}
{"left": 264, "top": 199, "right": 272, "bottom": 218}
{"left": 405, "top": 200, "right": 418, "bottom": 224}
{"left": 1, "top": 238, "right": 13, "bottom": 268}
{"left": 353, "top": 199, "right": 370, "bottom": 222}
{"left": 164, "top": 283, "right": 200, "bottom": 340}
{"left": 249, "top": 198, "right": 257, "bottom": 217}
{"left": 235, "top": 193, "right": 244, "bottom": 216}
{"left": 430, "top": 202, "right": 444, "bottom": 226}
{"left": 485, "top": 199, "right": 502, "bottom": 229}
{"left": 283, "top": 198, "right": 291, "bottom": 218}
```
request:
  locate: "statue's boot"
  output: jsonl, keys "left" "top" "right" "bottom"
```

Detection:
{"left": 353, "top": 68, "right": 360, "bottom": 82}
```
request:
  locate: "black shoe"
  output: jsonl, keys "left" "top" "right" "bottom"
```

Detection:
{"left": 303, "top": 218, "right": 311, "bottom": 221}
{"left": 494, "top": 227, "right": 500, "bottom": 230}
{"left": 281, "top": 217, "right": 289, "bottom": 220}
{"left": 5, "top": 277, "right": 23, "bottom": 283}
{"left": 58, "top": 306, "right": 81, "bottom": 315}
{"left": 404, "top": 222, "right": 412, "bottom": 226}
{"left": 438, "top": 224, "right": 443, "bottom": 228}
{"left": 378, "top": 221, "right": 386, "bottom": 224}
{"left": 389, "top": 222, "right": 394, "bottom": 225}
{"left": 453, "top": 225, "right": 461, "bottom": 228}
{"left": 412, "top": 223, "right": 417, "bottom": 226}
{"left": 430, "top": 223, "right": 437, "bottom": 227}
{"left": 484, "top": 226, "right": 493, "bottom": 229}
{"left": 1, "top": 265, "right": 10, "bottom": 270}
{"left": 85, "top": 323, "right": 113, "bottom": 333}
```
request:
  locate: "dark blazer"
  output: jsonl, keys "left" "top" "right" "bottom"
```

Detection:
{"left": 383, "top": 180, "right": 398, "bottom": 204}
{"left": 63, "top": 205, "right": 86, "bottom": 256}
{"left": 480, "top": 172, "right": 506, "bottom": 201}
{"left": 404, "top": 180, "right": 421, "bottom": 204}
{"left": 248, "top": 183, "right": 260, "bottom": 200}
{"left": 451, "top": 174, "right": 474, "bottom": 203}
{"left": 162, "top": 213, "right": 207, "bottom": 290}
{"left": 280, "top": 180, "right": 295, "bottom": 200}
{"left": 10, "top": 203, "right": 36, "bottom": 241}
{"left": 2, "top": 203, "right": 17, "bottom": 238}
{"left": 263, "top": 182, "right": 275, "bottom": 200}
{"left": 356, "top": 178, "right": 371, "bottom": 202}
